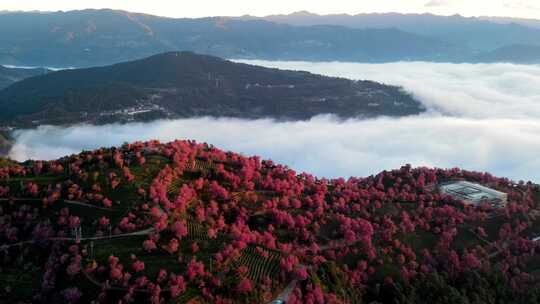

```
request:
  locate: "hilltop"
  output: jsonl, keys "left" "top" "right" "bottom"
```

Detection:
{"left": 0, "top": 52, "right": 423, "bottom": 126}
{"left": 1, "top": 140, "right": 540, "bottom": 303}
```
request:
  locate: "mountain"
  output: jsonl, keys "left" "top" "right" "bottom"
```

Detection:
{"left": 1, "top": 140, "right": 540, "bottom": 303}
{"left": 246, "top": 11, "right": 540, "bottom": 52}
{"left": 0, "top": 51, "right": 423, "bottom": 126}
{"left": 475, "top": 44, "right": 540, "bottom": 64}
{"left": 479, "top": 16, "right": 540, "bottom": 29}
{"left": 0, "top": 65, "right": 49, "bottom": 89}
{"left": 0, "top": 9, "right": 469, "bottom": 67}
{"left": 2, "top": 10, "right": 539, "bottom": 66}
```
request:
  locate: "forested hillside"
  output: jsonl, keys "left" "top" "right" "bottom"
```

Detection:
{"left": 0, "top": 52, "right": 422, "bottom": 126}
{"left": 1, "top": 140, "right": 540, "bottom": 303}
{"left": 0, "top": 65, "right": 49, "bottom": 89}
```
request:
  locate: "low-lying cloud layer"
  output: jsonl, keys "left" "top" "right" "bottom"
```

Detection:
{"left": 238, "top": 60, "right": 540, "bottom": 119}
{"left": 9, "top": 115, "right": 540, "bottom": 181}
{"left": 8, "top": 61, "right": 540, "bottom": 182}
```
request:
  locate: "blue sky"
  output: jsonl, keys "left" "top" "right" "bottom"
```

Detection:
{"left": 1, "top": 0, "right": 540, "bottom": 19}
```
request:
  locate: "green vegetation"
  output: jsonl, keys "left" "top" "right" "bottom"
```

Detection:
{"left": 1, "top": 142, "right": 540, "bottom": 303}
{"left": 0, "top": 52, "right": 423, "bottom": 125}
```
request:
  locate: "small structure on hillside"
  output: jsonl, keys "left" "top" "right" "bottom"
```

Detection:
{"left": 439, "top": 181, "right": 508, "bottom": 208}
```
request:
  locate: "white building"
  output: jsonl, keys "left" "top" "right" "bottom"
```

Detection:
{"left": 439, "top": 181, "right": 508, "bottom": 208}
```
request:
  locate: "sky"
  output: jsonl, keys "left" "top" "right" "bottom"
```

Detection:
{"left": 1, "top": 0, "right": 540, "bottom": 19}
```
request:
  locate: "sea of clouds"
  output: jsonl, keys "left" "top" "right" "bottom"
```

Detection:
{"left": 8, "top": 61, "right": 540, "bottom": 182}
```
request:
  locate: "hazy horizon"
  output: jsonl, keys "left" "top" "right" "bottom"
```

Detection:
{"left": 1, "top": 0, "right": 539, "bottom": 19}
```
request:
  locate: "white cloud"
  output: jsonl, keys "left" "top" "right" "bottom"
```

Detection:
{"left": 504, "top": 1, "right": 539, "bottom": 10}
{"left": 8, "top": 115, "right": 540, "bottom": 182}
{"left": 8, "top": 61, "right": 540, "bottom": 182}
{"left": 425, "top": 0, "right": 451, "bottom": 7}
{"left": 236, "top": 60, "right": 540, "bottom": 120}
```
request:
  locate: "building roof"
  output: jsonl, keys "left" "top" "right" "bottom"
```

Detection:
{"left": 439, "top": 181, "right": 507, "bottom": 206}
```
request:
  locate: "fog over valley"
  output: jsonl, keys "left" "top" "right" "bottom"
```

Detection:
{"left": 8, "top": 61, "right": 540, "bottom": 182}
{"left": 237, "top": 60, "right": 540, "bottom": 119}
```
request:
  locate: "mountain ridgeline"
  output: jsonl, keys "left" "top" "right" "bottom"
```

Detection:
{"left": 2, "top": 10, "right": 540, "bottom": 67}
{"left": 245, "top": 11, "right": 540, "bottom": 52}
{"left": 0, "top": 52, "right": 423, "bottom": 126}
{"left": 0, "top": 9, "right": 512, "bottom": 67}
{"left": 0, "top": 9, "right": 464, "bottom": 68}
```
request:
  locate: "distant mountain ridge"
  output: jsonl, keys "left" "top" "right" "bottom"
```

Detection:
{"left": 474, "top": 44, "right": 540, "bottom": 64}
{"left": 0, "top": 51, "right": 423, "bottom": 126}
{"left": 2, "top": 9, "right": 540, "bottom": 67}
{"left": 245, "top": 11, "right": 540, "bottom": 52}
{"left": 0, "top": 9, "right": 469, "bottom": 68}
{"left": 478, "top": 16, "right": 540, "bottom": 29}
{"left": 3, "top": 9, "right": 538, "bottom": 67}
